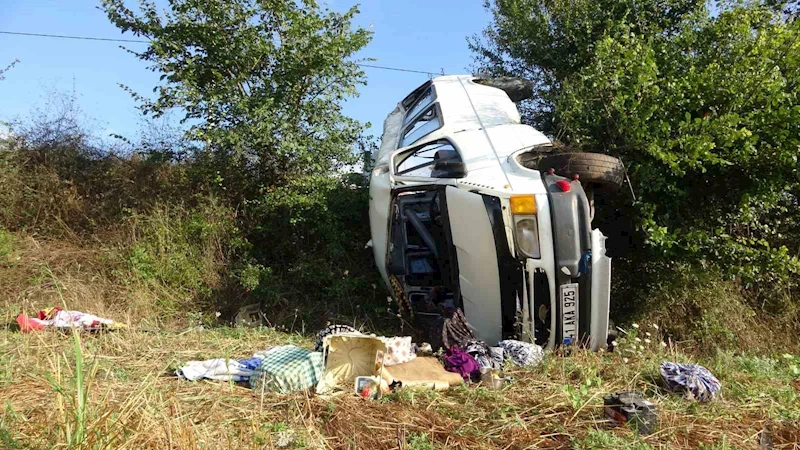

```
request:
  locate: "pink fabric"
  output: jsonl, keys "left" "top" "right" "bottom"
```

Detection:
{"left": 382, "top": 336, "right": 416, "bottom": 366}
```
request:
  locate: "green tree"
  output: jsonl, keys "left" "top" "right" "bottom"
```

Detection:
{"left": 101, "top": 0, "right": 383, "bottom": 325}
{"left": 102, "top": 0, "right": 372, "bottom": 200}
{"left": 472, "top": 0, "right": 800, "bottom": 308}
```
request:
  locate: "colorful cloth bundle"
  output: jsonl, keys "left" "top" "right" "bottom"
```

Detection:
{"left": 177, "top": 358, "right": 257, "bottom": 382}
{"left": 442, "top": 308, "right": 475, "bottom": 349}
{"left": 16, "top": 307, "right": 125, "bottom": 332}
{"left": 497, "top": 340, "right": 544, "bottom": 367}
{"left": 382, "top": 336, "right": 416, "bottom": 367}
{"left": 659, "top": 362, "right": 721, "bottom": 402}
{"left": 465, "top": 340, "right": 504, "bottom": 371}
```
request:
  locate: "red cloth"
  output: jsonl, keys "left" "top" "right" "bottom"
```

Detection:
{"left": 16, "top": 313, "right": 47, "bottom": 332}
{"left": 37, "top": 307, "right": 62, "bottom": 320}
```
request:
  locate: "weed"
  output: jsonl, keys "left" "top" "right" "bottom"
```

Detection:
{"left": 573, "top": 429, "right": 653, "bottom": 450}
{"left": 0, "top": 424, "right": 21, "bottom": 450}
{"left": 406, "top": 432, "right": 435, "bottom": 450}
{"left": 695, "top": 440, "right": 748, "bottom": 450}
{"left": 563, "top": 370, "right": 602, "bottom": 410}
{"left": 0, "top": 228, "right": 13, "bottom": 259}
{"left": 382, "top": 385, "right": 444, "bottom": 406}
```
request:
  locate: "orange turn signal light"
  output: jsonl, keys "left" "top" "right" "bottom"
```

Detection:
{"left": 509, "top": 195, "right": 537, "bottom": 215}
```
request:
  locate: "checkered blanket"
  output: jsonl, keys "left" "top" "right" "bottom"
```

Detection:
{"left": 250, "top": 346, "right": 324, "bottom": 394}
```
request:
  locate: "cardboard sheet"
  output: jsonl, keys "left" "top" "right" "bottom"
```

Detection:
{"left": 316, "top": 334, "right": 387, "bottom": 395}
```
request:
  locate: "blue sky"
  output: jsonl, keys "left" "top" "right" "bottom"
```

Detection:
{"left": 0, "top": 0, "right": 491, "bottom": 140}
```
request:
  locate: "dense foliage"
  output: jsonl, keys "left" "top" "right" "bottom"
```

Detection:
{"left": 101, "top": 0, "right": 371, "bottom": 198}
{"left": 472, "top": 0, "right": 800, "bottom": 309}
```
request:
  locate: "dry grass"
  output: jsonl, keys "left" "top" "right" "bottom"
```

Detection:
{"left": 2, "top": 234, "right": 800, "bottom": 449}
{"left": 2, "top": 325, "right": 799, "bottom": 449}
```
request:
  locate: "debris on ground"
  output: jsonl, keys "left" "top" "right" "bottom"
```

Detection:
{"left": 382, "top": 336, "right": 416, "bottom": 366}
{"left": 443, "top": 346, "right": 481, "bottom": 381}
{"left": 465, "top": 340, "right": 504, "bottom": 371}
{"left": 174, "top": 321, "right": 547, "bottom": 397}
{"left": 177, "top": 357, "right": 259, "bottom": 382}
{"left": 603, "top": 391, "right": 658, "bottom": 435}
{"left": 498, "top": 339, "right": 545, "bottom": 367}
{"left": 176, "top": 345, "right": 296, "bottom": 383}
{"left": 442, "top": 308, "right": 476, "bottom": 349}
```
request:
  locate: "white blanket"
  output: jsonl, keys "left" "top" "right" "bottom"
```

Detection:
{"left": 177, "top": 347, "right": 291, "bottom": 382}
{"left": 177, "top": 359, "right": 255, "bottom": 382}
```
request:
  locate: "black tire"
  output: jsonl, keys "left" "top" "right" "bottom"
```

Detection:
{"left": 538, "top": 152, "right": 625, "bottom": 189}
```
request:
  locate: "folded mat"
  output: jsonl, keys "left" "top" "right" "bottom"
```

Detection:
{"left": 382, "top": 357, "right": 463, "bottom": 389}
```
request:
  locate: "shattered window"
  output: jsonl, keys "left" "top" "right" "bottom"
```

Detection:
{"left": 401, "top": 81, "right": 432, "bottom": 109}
{"left": 395, "top": 140, "right": 461, "bottom": 178}
{"left": 403, "top": 87, "right": 433, "bottom": 125}
{"left": 400, "top": 105, "right": 441, "bottom": 147}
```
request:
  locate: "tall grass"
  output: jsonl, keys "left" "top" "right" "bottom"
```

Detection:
{"left": 122, "top": 199, "right": 237, "bottom": 319}
{"left": 33, "top": 267, "right": 158, "bottom": 449}
{"left": 44, "top": 266, "right": 91, "bottom": 447}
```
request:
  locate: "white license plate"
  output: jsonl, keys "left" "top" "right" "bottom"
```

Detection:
{"left": 561, "top": 283, "right": 579, "bottom": 345}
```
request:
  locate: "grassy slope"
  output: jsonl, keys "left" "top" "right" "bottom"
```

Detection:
{"left": 1, "top": 233, "right": 799, "bottom": 449}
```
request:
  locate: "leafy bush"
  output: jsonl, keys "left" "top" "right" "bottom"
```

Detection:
{"left": 123, "top": 199, "right": 239, "bottom": 314}
{"left": 473, "top": 0, "right": 800, "bottom": 311}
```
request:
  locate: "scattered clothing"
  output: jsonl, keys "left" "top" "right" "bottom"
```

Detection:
{"left": 498, "top": 340, "right": 544, "bottom": 367}
{"left": 465, "top": 340, "right": 504, "bottom": 371}
{"left": 382, "top": 336, "right": 416, "bottom": 366}
{"left": 314, "top": 325, "right": 360, "bottom": 352}
{"left": 489, "top": 347, "right": 505, "bottom": 367}
{"left": 237, "top": 357, "right": 265, "bottom": 371}
{"left": 251, "top": 346, "right": 324, "bottom": 394}
{"left": 177, "top": 347, "right": 293, "bottom": 382}
{"left": 16, "top": 307, "right": 125, "bottom": 332}
{"left": 442, "top": 308, "right": 475, "bottom": 349}
{"left": 177, "top": 358, "right": 256, "bottom": 382}
{"left": 660, "top": 362, "right": 721, "bottom": 402}
{"left": 442, "top": 346, "right": 481, "bottom": 382}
